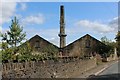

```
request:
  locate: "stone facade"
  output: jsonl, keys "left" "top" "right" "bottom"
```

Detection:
{"left": 21, "top": 35, "right": 59, "bottom": 53}
{"left": 62, "top": 34, "right": 108, "bottom": 58}
{"left": 21, "top": 34, "right": 108, "bottom": 58}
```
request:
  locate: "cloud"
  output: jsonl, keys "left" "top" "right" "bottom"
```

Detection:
{"left": 1, "top": 0, "right": 31, "bottom": 2}
{"left": 109, "top": 16, "right": 119, "bottom": 32}
{"left": 75, "top": 19, "right": 115, "bottom": 34}
{"left": 0, "top": 2, "right": 27, "bottom": 26}
{"left": 0, "top": 26, "right": 2, "bottom": 33}
{"left": 22, "top": 14, "right": 45, "bottom": 25}
{"left": 24, "top": 17, "right": 118, "bottom": 46}
{"left": 0, "top": 2, "right": 17, "bottom": 25}
{"left": 49, "top": 37, "right": 59, "bottom": 46}
{"left": 20, "top": 3, "right": 27, "bottom": 11}
{"left": 25, "top": 28, "right": 59, "bottom": 38}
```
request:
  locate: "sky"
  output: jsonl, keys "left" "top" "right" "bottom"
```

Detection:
{"left": 1, "top": 1, "right": 119, "bottom": 47}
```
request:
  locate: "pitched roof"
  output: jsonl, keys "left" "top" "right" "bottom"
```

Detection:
{"left": 65, "top": 34, "right": 107, "bottom": 48}
{"left": 20, "top": 35, "right": 59, "bottom": 48}
{"left": 20, "top": 34, "right": 106, "bottom": 49}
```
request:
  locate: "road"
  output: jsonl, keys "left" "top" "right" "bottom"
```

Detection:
{"left": 87, "top": 60, "right": 120, "bottom": 80}
{"left": 0, "top": 63, "right": 1, "bottom": 80}
{"left": 0, "top": 71, "right": 1, "bottom": 80}
{"left": 99, "top": 60, "right": 120, "bottom": 75}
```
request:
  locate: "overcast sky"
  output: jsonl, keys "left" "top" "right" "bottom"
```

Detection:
{"left": 1, "top": 1, "right": 119, "bottom": 46}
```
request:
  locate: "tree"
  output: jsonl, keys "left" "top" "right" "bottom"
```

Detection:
{"left": 5, "top": 17, "right": 25, "bottom": 47}
{"left": 0, "top": 42, "right": 2, "bottom": 62}
{"left": 1, "top": 17, "right": 26, "bottom": 51}
{"left": 100, "top": 36, "right": 115, "bottom": 57}
{"left": 101, "top": 36, "right": 111, "bottom": 45}
{"left": 1, "top": 17, "right": 59, "bottom": 62}
{"left": 28, "top": 45, "right": 59, "bottom": 61}
{"left": 18, "top": 42, "right": 33, "bottom": 62}
{"left": 1, "top": 17, "right": 26, "bottom": 62}
{"left": 115, "top": 31, "right": 120, "bottom": 57}
{"left": 41, "top": 45, "right": 59, "bottom": 60}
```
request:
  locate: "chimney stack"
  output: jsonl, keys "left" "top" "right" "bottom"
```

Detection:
{"left": 58, "top": 5, "right": 67, "bottom": 49}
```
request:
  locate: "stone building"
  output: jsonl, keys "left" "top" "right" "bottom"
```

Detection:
{"left": 62, "top": 34, "right": 108, "bottom": 58}
{"left": 21, "top": 5, "right": 108, "bottom": 58}
{"left": 21, "top": 35, "right": 59, "bottom": 53}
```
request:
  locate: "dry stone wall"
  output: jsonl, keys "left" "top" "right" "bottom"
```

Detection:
{"left": 2, "top": 58, "right": 96, "bottom": 78}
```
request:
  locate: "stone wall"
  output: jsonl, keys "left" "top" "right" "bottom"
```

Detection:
{"left": 2, "top": 58, "right": 96, "bottom": 78}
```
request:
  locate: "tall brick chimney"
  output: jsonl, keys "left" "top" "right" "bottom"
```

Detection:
{"left": 58, "top": 5, "right": 67, "bottom": 49}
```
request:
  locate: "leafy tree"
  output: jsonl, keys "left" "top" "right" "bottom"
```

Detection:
{"left": 41, "top": 45, "right": 59, "bottom": 60}
{"left": 1, "top": 42, "right": 8, "bottom": 50}
{"left": 101, "top": 36, "right": 112, "bottom": 45}
{"left": 28, "top": 45, "right": 59, "bottom": 61}
{"left": 115, "top": 31, "right": 120, "bottom": 57}
{"left": 2, "top": 48, "right": 13, "bottom": 62}
{"left": 0, "top": 52, "right": 2, "bottom": 63}
{"left": 100, "top": 36, "right": 116, "bottom": 57}
{"left": 0, "top": 42, "right": 2, "bottom": 62}
{"left": 18, "top": 42, "right": 33, "bottom": 62}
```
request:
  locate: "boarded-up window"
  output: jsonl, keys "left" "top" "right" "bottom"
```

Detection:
{"left": 35, "top": 40, "right": 40, "bottom": 48}
{"left": 85, "top": 39, "right": 90, "bottom": 48}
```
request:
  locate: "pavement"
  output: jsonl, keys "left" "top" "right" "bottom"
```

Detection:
{"left": 87, "top": 60, "right": 120, "bottom": 80}
{"left": 0, "top": 63, "right": 2, "bottom": 80}
{"left": 75, "top": 59, "right": 119, "bottom": 78}
{"left": 99, "top": 60, "right": 120, "bottom": 75}
{"left": 0, "top": 72, "right": 1, "bottom": 80}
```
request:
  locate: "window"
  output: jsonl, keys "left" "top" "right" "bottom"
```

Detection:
{"left": 35, "top": 40, "right": 40, "bottom": 48}
{"left": 85, "top": 39, "right": 90, "bottom": 48}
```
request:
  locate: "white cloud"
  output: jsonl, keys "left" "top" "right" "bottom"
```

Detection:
{"left": 1, "top": 0, "right": 31, "bottom": 2}
{"left": 25, "top": 28, "right": 59, "bottom": 38}
{"left": 20, "top": 3, "right": 27, "bottom": 11}
{"left": 49, "top": 37, "right": 59, "bottom": 46}
{"left": 22, "top": 14, "right": 45, "bottom": 25}
{"left": 0, "top": 2, "right": 17, "bottom": 25}
{"left": 109, "top": 16, "right": 119, "bottom": 32}
{"left": 14, "top": 14, "right": 22, "bottom": 19}
{"left": 75, "top": 20, "right": 115, "bottom": 33}
{"left": 0, "top": 26, "right": 2, "bottom": 33}
{"left": 0, "top": 2, "right": 27, "bottom": 26}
